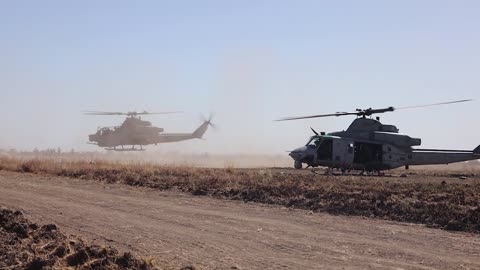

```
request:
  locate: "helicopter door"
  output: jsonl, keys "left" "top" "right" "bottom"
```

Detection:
{"left": 353, "top": 142, "right": 383, "bottom": 165}
{"left": 333, "top": 139, "right": 354, "bottom": 168}
{"left": 316, "top": 138, "right": 333, "bottom": 160}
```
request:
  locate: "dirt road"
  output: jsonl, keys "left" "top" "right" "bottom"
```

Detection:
{"left": 0, "top": 171, "right": 478, "bottom": 269}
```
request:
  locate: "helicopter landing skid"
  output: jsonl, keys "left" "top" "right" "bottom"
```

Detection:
{"left": 309, "top": 168, "right": 327, "bottom": 175}
{"left": 104, "top": 147, "right": 146, "bottom": 152}
{"left": 309, "top": 168, "right": 390, "bottom": 177}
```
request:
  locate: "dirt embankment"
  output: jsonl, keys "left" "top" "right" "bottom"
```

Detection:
{"left": 1, "top": 157, "right": 480, "bottom": 233}
{"left": 0, "top": 206, "right": 156, "bottom": 269}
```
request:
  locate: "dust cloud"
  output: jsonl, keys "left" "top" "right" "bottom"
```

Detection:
{"left": 0, "top": 149, "right": 292, "bottom": 168}
{"left": 0, "top": 48, "right": 297, "bottom": 163}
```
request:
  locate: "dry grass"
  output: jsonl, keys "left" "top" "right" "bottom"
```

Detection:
{"left": 1, "top": 157, "right": 479, "bottom": 233}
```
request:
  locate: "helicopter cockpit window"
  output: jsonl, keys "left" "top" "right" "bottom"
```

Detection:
{"left": 99, "top": 127, "right": 114, "bottom": 135}
{"left": 306, "top": 137, "right": 321, "bottom": 147}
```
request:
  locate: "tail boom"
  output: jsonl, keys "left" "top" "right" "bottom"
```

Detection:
{"left": 409, "top": 148, "right": 480, "bottom": 166}
{"left": 151, "top": 121, "right": 211, "bottom": 144}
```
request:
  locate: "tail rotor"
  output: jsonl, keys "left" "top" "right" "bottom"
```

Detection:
{"left": 200, "top": 113, "right": 217, "bottom": 131}
{"left": 193, "top": 113, "right": 217, "bottom": 139}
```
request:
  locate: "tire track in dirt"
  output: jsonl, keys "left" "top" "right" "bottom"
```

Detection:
{"left": 0, "top": 171, "right": 479, "bottom": 269}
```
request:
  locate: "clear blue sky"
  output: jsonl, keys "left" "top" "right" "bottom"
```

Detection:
{"left": 1, "top": 1, "right": 479, "bottom": 153}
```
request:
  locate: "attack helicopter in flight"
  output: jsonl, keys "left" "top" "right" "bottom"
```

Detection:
{"left": 84, "top": 111, "right": 215, "bottom": 151}
{"left": 276, "top": 100, "right": 480, "bottom": 172}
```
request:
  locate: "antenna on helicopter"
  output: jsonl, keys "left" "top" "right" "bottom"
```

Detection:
{"left": 275, "top": 99, "right": 473, "bottom": 121}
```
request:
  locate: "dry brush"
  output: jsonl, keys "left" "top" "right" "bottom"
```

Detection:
{"left": 1, "top": 157, "right": 479, "bottom": 233}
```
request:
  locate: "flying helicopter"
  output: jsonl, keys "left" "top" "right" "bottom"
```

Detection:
{"left": 276, "top": 100, "right": 480, "bottom": 172}
{"left": 84, "top": 111, "right": 215, "bottom": 151}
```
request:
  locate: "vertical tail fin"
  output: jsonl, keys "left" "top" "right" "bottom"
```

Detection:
{"left": 192, "top": 113, "right": 215, "bottom": 139}
{"left": 192, "top": 121, "right": 210, "bottom": 139}
{"left": 474, "top": 145, "right": 480, "bottom": 154}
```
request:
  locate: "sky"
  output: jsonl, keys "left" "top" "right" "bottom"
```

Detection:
{"left": 0, "top": 0, "right": 479, "bottom": 154}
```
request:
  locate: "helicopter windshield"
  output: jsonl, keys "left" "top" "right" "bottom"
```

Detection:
{"left": 306, "top": 136, "right": 322, "bottom": 147}
{"left": 99, "top": 127, "right": 115, "bottom": 136}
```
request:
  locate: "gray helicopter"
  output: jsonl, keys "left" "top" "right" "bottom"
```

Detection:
{"left": 85, "top": 111, "right": 214, "bottom": 151}
{"left": 277, "top": 100, "right": 480, "bottom": 171}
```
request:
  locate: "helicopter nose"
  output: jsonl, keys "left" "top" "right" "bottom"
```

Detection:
{"left": 289, "top": 146, "right": 308, "bottom": 160}
{"left": 88, "top": 134, "right": 97, "bottom": 142}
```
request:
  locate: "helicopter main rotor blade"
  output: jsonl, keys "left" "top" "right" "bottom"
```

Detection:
{"left": 83, "top": 111, "right": 126, "bottom": 115}
{"left": 83, "top": 111, "right": 183, "bottom": 116}
{"left": 275, "top": 112, "right": 358, "bottom": 121}
{"left": 394, "top": 99, "right": 473, "bottom": 110}
{"left": 134, "top": 111, "right": 183, "bottom": 115}
{"left": 275, "top": 99, "right": 472, "bottom": 121}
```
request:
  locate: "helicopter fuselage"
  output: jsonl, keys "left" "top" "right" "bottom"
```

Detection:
{"left": 87, "top": 116, "right": 212, "bottom": 151}
{"left": 290, "top": 118, "right": 480, "bottom": 171}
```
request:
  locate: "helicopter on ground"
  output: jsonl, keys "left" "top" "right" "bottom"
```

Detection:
{"left": 276, "top": 100, "right": 480, "bottom": 172}
{"left": 85, "top": 111, "right": 214, "bottom": 151}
